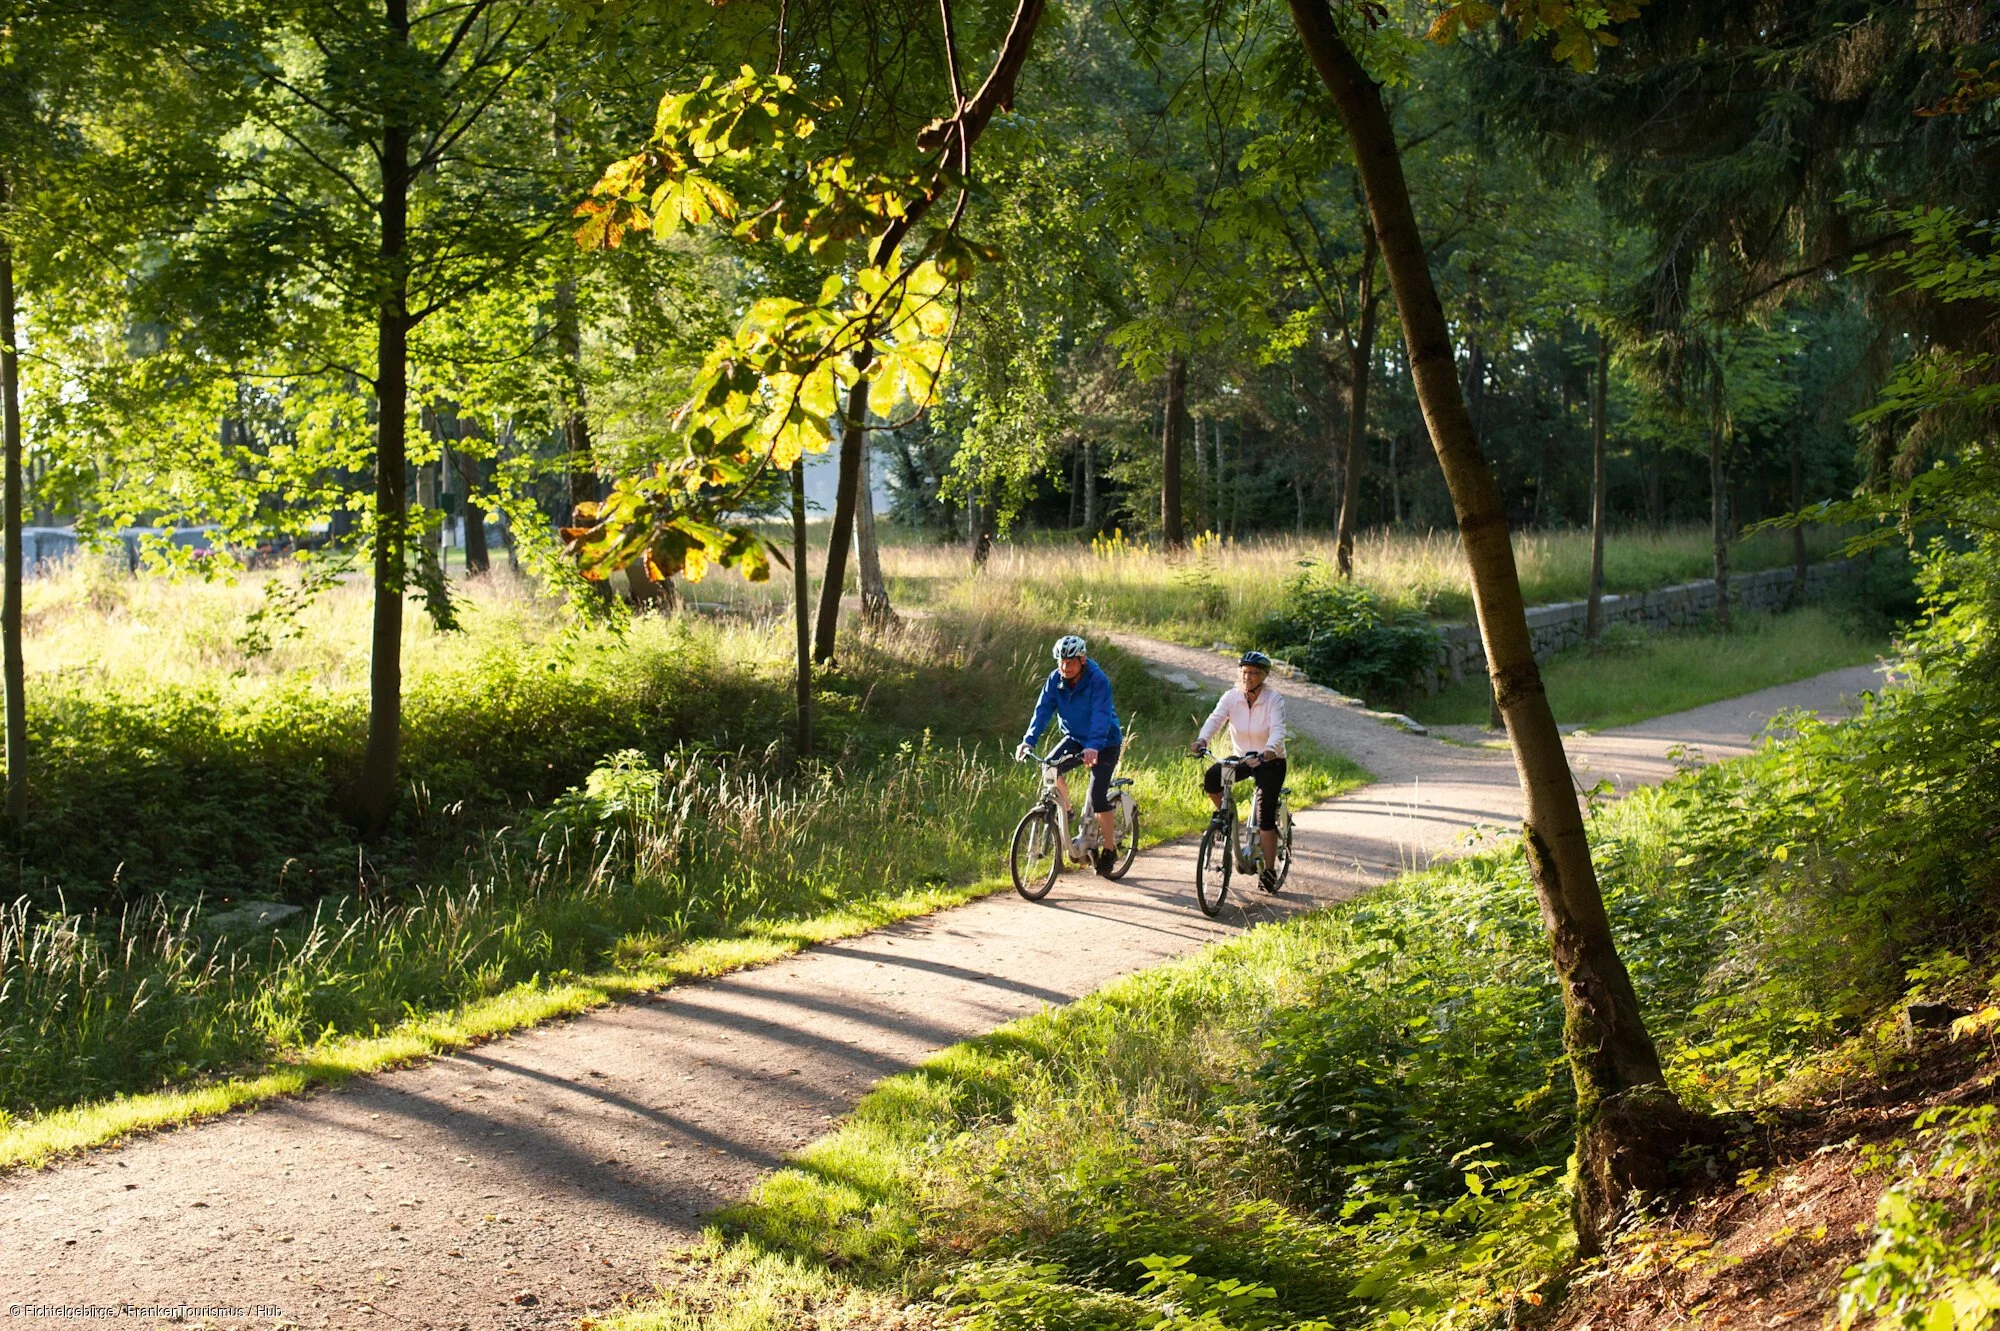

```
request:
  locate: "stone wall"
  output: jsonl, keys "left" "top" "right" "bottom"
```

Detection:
{"left": 1431, "top": 559, "right": 1859, "bottom": 690}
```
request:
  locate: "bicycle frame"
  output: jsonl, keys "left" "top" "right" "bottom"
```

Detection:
{"left": 1201, "top": 752, "right": 1277, "bottom": 873}
{"left": 1027, "top": 748, "right": 1133, "bottom": 859}
{"left": 1032, "top": 758, "right": 1079, "bottom": 853}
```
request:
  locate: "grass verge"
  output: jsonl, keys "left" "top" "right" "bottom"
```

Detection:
{"left": 1408, "top": 606, "right": 1887, "bottom": 729}
{"left": 0, "top": 874, "right": 1000, "bottom": 1172}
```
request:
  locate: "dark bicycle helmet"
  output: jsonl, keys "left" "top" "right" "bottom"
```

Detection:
{"left": 1238, "top": 650, "right": 1273, "bottom": 669}
{"left": 1054, "top": 634, "right": 1089, "bottom": 661}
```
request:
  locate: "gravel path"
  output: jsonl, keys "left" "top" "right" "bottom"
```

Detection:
{"left": 0, "top": 642, "right": 1892, "bottom": 1329}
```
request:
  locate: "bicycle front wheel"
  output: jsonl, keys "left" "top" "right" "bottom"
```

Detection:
{"left": 1105, "top": 797, "right": 1140, "bottom": 880}
{"left": 1195, "top": 820, "right": 1231, "bottom": 917}
{"left": 1263, "top": 803, "right": 1293, "bottom": 893}
{"left": 1010, "top": 807, "right": 1061, "bottom": 901}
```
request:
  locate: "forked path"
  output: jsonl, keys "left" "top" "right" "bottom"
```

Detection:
{"left": 0, "top": 639, "right": 1891, "bottom": 1329}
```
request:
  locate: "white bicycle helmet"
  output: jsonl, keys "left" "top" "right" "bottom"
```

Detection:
{"left": 1053, "top": 634, "right": 1089, "bottom": 661}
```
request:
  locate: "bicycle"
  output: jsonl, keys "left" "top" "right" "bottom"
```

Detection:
{"left": 1009, "top": 749, "right": 1141, "bottom": 900}
{"left": 1192, "top": 748, "right": 1294, "bottom": 918}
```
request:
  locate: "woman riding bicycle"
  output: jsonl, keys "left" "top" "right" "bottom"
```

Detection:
{"left": 1190, "top": 650, "right": 1288, "bottom": 891}
{"left": 1016, "top": 634, "right": 1125, "bottom": 875}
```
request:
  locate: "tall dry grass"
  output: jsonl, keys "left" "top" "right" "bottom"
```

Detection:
{"left": 860, "top": 524, "right": 1853, "bottom": 645}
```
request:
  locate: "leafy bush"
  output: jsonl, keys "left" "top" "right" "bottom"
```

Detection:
{"left": 9, "top": 632, "right": 780, "bottom": 910}
{"left": 1839, "top": 1105, "right": 2000, "bottom": 1331}
{"left": 4, "top": 609, "right": 1061, "bottom": 911}
{"left": 1255, "top": 561, "right": 1441, "bottom": 700}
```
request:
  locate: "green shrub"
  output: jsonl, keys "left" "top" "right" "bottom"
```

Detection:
{"left": 1255, "top": 561, "right": 1441, "bottom": 701}
{"left": 8, "top": 633, "right": 784, "bottom": 910}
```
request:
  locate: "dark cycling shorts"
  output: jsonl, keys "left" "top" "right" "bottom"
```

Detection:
{"left": 1204, "top": 756, "right": 1287, "bottom": 830}
{"left": 1049, "top": 737, "right": 1123, "bottom": 814}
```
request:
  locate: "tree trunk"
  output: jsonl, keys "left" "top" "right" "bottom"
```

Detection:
{"left": 355, "top": 59, "right": 411, "bottom": 839}
{"left": 1194, "top": 411, "right": 1210, "bottom": 535}
{"left": 1083, "top": 440, "right": 1099, "bottom": 533}
{"left": 1285, "top": 0, "right": 1689, "bottom": 1255}
{"left": 0, "top": 240, "right": 26, "bottom": 825}
{"left": 1208, "top": 415, "right": 1224, "bottom": 539}
{"left": 792, "top": 458, "right": 812, "bottom": 758}
{"left": 1789, "top": 444, "right": 1808, "bottom": 608}
{"left": 455, "top": 449, "right": 490, "bottom": 576}
{"left": 1645, "top": 441, "right": 1663, "bottom": 533}
{"left": 414, "top": 453, "right": 439, "bottom": 564}
{"left": 1462, "top": 277, "right": 1488, "bottom": 443}
{"left": 1388, "top": 430, "right": 1402, "bottom": 525}
{"left": 1585, "top": 330, "right": 1609, "bottom": 643}
{"left": 497, "top": 419, "right": 520, "bottom": 572}
{"left": 856, "top": 435, "right": 890, "bottom": 626}
{"left": 1709, "top": 379, "right": 1731, "bottom": 632}
{"left": 813, "top": 361, "right": 871, "bottom": 662}
{"left": 1161, "top": 355, "right": 1187, "bottom": 548}
{"left": 554, "top": 277, "right": 596, "bottom": 515}
{"left": 1335, "top": 226, "right": 1381, "bottom": 579}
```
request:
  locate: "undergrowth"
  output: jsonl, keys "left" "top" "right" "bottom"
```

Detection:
{"left": 0, "top": 592, "right": 1362, "bottom": 1136}
{"left": 607, "top": 540, "right": 2000, "bottom": 1331}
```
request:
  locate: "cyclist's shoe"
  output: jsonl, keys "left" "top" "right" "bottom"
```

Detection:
{"left": 1094, "top": 846, "right": 1116, "bottom": 876}
{"left": 1069, "top": 836, "right": 1089, "bottom": 866}
{"left": 1258, "top": 867, "right": 1279, "bottom": 893}
{"left": 1207, "top": 809, "right": 1229, "bottom": 829}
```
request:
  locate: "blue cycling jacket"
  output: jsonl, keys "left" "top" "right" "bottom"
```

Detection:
{"left": 1021, "top": 659, "right": 1124, "bottom": 752}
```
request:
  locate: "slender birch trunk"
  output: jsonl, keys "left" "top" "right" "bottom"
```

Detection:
{"left": 355, "top": 28, "right": 411, "bottom": 838}
{"left": 1335, "top": 226, "right": 1381, "bottom": 580}
{"left": 814, "top": 367, "right": 871, "bottom": 662}
{"left": 1161, "top": 355, "right": 1187, "bottom": 548}
{"left": 0, "top": 238, "right": 26, "bottom": 825}
{"left": 856, "top": 439, "right": 890, "bottom": 626}
{"left": 792, "top": 459, "right": 812, "bottom": 758}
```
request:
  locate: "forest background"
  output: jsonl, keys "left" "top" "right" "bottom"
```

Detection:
{"left": 2, "top": 0, "right": 1999, "bottom": 1325}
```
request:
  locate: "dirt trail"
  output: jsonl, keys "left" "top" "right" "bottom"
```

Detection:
{"left": 0, "top": 641, "right": 1891, "bottom": 1329}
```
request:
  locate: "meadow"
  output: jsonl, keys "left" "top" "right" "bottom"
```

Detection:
{"left": 0, "top": 557, "right": 1363, "bottom": 1162}
{"left": 1409, "top": 607, "right": 1888, "bottom": 729}
{"left": 692, "top": 522, "right": 1858, "bottom": 646}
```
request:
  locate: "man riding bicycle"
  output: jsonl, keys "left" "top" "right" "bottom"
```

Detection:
{"left": 1190, "top": 650, "right": 1289, "bottom": 891}
{"left": 1016, "top": 635, "right": 1125, "bottom": 876}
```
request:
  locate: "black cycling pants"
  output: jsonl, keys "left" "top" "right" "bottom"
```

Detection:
{"left": 1050, "top": 738, "right": 1123, "bottom": 814}
{"left": 1204, "top": 756, "right": 1287, "bottom": 830}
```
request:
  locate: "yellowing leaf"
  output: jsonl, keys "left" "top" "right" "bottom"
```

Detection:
{"left": 1950, "top": 1005, "right": 2000, "bottom": 1040}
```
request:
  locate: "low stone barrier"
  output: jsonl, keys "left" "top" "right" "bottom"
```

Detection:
{"left": 1431, "top": 559, "right": 1859, "bottom": 689}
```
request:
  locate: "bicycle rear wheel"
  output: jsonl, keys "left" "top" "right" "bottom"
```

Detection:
{"left": 1195, "top": 819, "right": 1231, "bottom": 917}
{"left": 1263, "top": 802, "right": 1293, "bottom": 892}
{"left": 1010, "top": 807, "right": 1061, "bottom": 901}
{"left": 1106, "top": 797, "right": 1140, "bottom": 880}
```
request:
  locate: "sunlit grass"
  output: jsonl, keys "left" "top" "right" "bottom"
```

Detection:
{"left": 678, "top": 523, "right": 1853, "bottom": 647}
{"left": 1408, "top": 607, "right": 1888, "bottom": 729}
{"left": 0, "top": 729, "right": 1358, "bottom": 1169}
{"left": 0, "top": 567, "right": 1364, "bottom": 1162}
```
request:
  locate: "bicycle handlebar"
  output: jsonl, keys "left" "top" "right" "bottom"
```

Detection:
{"left": 1194, "top": 746, "right": 1261, "bottom": 766}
